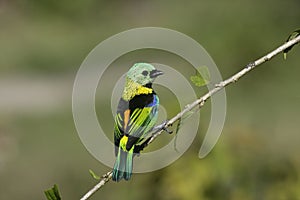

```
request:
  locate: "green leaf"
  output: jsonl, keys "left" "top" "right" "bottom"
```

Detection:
{"left": 190, "top": 66, "right": 210, "bottom": 87}
{"left": 44, "top": 184, "right": 62, "bottom": 200}
{"left": 283, "top": 29, "right": 300, "bottom": 60}
{"left": 89, "top": 169, "right": 101, "bottom": 180}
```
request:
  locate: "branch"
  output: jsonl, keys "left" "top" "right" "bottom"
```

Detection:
{"left": 80, "top": 171, "right": 112, "bottom": 200}
{"left": 80, "top": 34, "right": 300, "bottom": 200}
{"left": 138, "top": 34, "right": 300, "bottom": 151}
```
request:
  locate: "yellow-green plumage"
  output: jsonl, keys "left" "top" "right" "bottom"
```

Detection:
{"left": 112, "top": 63, "right": 163, "bottom": 182}
{"left": 122, "top": 77, "right": 153, "bottom": 101}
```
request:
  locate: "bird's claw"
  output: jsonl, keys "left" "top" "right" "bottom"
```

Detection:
{"left": 161, "top": 120, "right": 173, "bottom": 134}
{"left": 163, "top": 127, "right": 173, "bottom": 134}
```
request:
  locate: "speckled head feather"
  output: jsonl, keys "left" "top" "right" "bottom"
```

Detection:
{"left": 122, "top": 63, "right": 163, "bottom": 101}
{"left": 127, "top": 63, "right": 163, "bottom": 85}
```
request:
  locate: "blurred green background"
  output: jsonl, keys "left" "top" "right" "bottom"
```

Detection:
{"left": 1, "top": 0, "right": 300, "bottom": 199}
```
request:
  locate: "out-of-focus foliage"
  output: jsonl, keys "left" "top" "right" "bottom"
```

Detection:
{"left": 0, "top": 0, "right": 300, "bottom": 199}
{"left": 44, "top": 184, "right": 62, "bottom": 200}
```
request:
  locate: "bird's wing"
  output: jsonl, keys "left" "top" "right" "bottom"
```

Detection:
{"left": 125, "top": 104, "right": 158, "bottom": 150}
{"left": 114, "top": 95, "right": 159, "bottom": 152}
{"left": 114, "top": 98, "right": 128, "bottom": 155}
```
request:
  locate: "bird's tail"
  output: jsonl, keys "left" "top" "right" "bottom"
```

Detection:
{"left": 112, "top": 147, "right": 133, "bottom": 182}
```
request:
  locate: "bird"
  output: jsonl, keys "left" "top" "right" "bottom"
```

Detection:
{"left": 112, "top": 63, "right": 163, "bottom": 182}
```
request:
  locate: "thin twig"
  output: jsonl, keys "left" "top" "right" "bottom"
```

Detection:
{"left": 80, "top": 35, "right": 300, "bottom": 200}
{"left": 80, "top": 171, "right": 112, "bottom": 200}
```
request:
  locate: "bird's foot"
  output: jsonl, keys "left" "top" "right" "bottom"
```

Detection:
{"left": 160, "top": 120, "right": 173, "bottom": 134}
{"left": 163, "top": 126, "right": 173, "bottom": 134}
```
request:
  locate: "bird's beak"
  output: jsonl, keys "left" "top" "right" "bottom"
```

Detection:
{"left": 150, "top": 69, "right": 164, "bottom": 78}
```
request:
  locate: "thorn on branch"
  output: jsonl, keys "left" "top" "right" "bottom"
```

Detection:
{"left": 215, "top": 82, "right": 223, "bottom": 88}
{"left": 264, "top": 57, "right": 270, "bottom": 62}
{"left": 102, "top": 171, "right": 112, "bottom": 180}
{"left": 199, "top": 100, "right": 205, "bottom": 107}
{"left": 232, "top": 77, "right": 239, "bottom": 82}
{"left": 245, "top": 62, "right": 255, "bottom": 69}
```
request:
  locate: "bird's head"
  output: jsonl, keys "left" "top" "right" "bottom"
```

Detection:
{"left": 127, "top": 63, "right": 163, "bottom": 86}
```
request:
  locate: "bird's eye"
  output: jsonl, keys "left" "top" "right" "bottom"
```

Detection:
{"left": 142, "top": 70, "right": 149, "bottom": 76}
